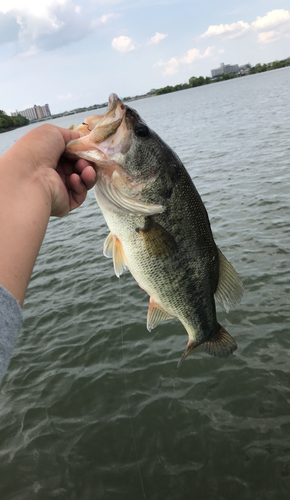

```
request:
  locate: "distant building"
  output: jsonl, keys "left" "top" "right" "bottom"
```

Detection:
{"left": 11, "top": 104, "right": 51, "bottom": 121}
{"left": 238, "top": 64, "right": 251, "bottom": 76}
{"left": 211, "top": 63, "right": 240, "bottom": 78}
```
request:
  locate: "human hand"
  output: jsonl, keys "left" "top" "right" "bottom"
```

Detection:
{"left": 8, "top": 124, "right": 97, "bottom": 217}
{"left": 0, "top": 124, "right": 98, "bottom": 306}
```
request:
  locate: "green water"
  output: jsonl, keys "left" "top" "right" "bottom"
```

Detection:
{"left": 0, "top": 68, "right": 290, "bottom": 499}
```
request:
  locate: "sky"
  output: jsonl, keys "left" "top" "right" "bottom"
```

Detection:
{"left": 0, "top": 0, "right": 290, "bottom": 115}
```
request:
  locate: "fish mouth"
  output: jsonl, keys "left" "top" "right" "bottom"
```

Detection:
{"left": 65, "top": 94, "right": 164, "bottom": 216}
{"left": 65, "top": 93, "right": 130, "bottom": 163}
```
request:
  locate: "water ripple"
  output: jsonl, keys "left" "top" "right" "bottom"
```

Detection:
{"left": 0, "top": 68, "right": 290, "bottom": 499}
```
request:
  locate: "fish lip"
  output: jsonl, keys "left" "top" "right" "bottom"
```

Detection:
{"left": 108, "top": 93, "right": 119, "bottom": 104}
{"left": 65, "top": 93, "right": 129, "bottom": 162}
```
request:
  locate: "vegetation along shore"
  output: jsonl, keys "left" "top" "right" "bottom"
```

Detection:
{"left": 148, "top": 57, "right": 290, "bottom": 97}
{"left": 1, "top": 57, "right": 289, "bottom": 131}
{"left": 0, "top": 111, "right": 29, "bottom": 134}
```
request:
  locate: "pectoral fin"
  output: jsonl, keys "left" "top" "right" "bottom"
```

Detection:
{"left": 215, "top": 248, "right": 243, "bottom": 313}
{"left": 147, "top": 298, "right": 173, "bottom": 332}
{"left": 136, "top": 217, "right": 177, "bottom": 258}
{"left": 113, "top": 237, "right": 127, "bottom": 277}
{"left": 103, "top": 233, "right": 127, "bottom": 277}
{"left": 103, "top": 232, "right": 114, "bottom": 258}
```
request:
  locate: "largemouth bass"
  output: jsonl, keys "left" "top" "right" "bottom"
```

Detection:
{"left": 66, "top": 93, "right": 243, "bottom": 364}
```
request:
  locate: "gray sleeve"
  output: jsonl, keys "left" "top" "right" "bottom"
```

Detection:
{"left": 0, "top": 285, "right": 23, "bottom": 383}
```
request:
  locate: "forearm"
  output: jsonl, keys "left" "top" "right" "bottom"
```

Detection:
{"left": 0, "top": 152, "right": 51, "bottom": 307}
{"left": 0, "top": 125, "right": 96, "bottom": 307}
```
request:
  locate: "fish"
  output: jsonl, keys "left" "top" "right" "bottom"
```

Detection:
{"left": 65, "top": 93, "right": 243, "bottom": 365}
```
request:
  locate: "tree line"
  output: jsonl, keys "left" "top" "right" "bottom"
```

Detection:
{"left": 151, "top": 72, "right": 237, "bottom": 96}
{"left": 151, "top": 58, "right": 290, "bottom": 96}
{"left": 249, "top": 59, "right": 290, "bottom": 74}
{"left": 0, "top": 110, "right": 29, "bottom": 133}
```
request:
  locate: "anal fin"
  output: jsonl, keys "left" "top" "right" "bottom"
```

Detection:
{"left": 147, "top": 298, "right": 173, "bottom": 332}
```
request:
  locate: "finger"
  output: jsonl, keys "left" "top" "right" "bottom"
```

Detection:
{"left": 68, "top": 174, "right": 87, "bottom": 210}
{"left": 55, "top": 126, "right": 81, "bottom": 144}
{"left": 75, "top": 158, "right": 97, "bottom": 174}
{"left": 69, "top": 173, "right": 87, "bottom": 194}
{"left": 80, "top": 166, "right": 97, "bottom": 189}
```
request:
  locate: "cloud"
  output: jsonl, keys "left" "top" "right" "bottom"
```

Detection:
{"left": 181, "top": 48, "right": 200, "bottom": 64}
{"left": 91, "top": 13, "right": 119, "bottom": 27}
{"left": 200, "top": 9, "right": 290, "bottom": 44}
{"left": 258, "top": 31, "right": 278, "bottom": 44}
{"left": 112, "top": 35, "right": 136, "bottom": 52}
{"left": 19, "top": 44, "right": 39, "bottom": 57}
{"left": 0, "top": 0, "right": 119, "bottom": 51}
{"left": 156, "top": 46, "right": 215, "bottom": 75}
{"left": 0, "top": 12, "right": 20, "bottom": 44}
{"left": 201, "top": 21, "right": 250, "bottom": 39}
{"left": 58, "top": 92, "right": 73, "bottom": 99}
{"left": 148, "top": 32, "right": 167, "bottom": 45}
{"left": 252, "top": 9, "right": 290, "bottom": 29}
{"left": 0, "top": 0, "right": 68, "bottom": 40}
{"left": 156, "top": 57, "right": 179, "bottom": 75}
{"left": 0, "top": 0, "right": 67, "bottom": 16}
{"left": 181, "top": 46, "right": 215, "bottom": 64}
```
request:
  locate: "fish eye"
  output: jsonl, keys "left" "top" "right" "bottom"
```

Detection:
{"left": 134, "top": 122, "right": 149, "bottom": 138}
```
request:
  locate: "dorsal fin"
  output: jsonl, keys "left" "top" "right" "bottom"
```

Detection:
{"left": 215, "top": 248, "right": 243, "bottom": 313}
{"left": 103, "top": 232, "right": 114, "bottom": 258}
{"left": 147, "top": 298, "right": 173, "bottom": 331}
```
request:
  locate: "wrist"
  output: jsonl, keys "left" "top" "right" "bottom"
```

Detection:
{"left": 3, "top": 146, "right": 54, "bottom": 212}
{"left": 0, "top": 152, "right": 52, "bottom": 306}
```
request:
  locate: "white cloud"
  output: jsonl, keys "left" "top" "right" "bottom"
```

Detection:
{"left": 112, "top": 35, "right": 136, "bottom": 52}
{"left": 258, "top": 31, "right": 278, "bottom": 44}
{"left": 181, "top": 48, "right": 200, "bottom": 64}
{"left": 101, "top": 13, "right": 118, "bottom": 23}
{"left": 181, "top": 46, "right": 215, "bottom": 64}
{"left": 200, "top": 9, "right": 290, "bottom": 44}
{"left": 201, "top": 21, "right": 250, "bottom": 39}
{"left": 0, "top": 0, "right": 67, "bottom": 40}
{"left": 156, "top": 57, "right": 179, "bottom": 75}
{"left": 0, "top": 0, "right": 68, "bottom": 17}
{"left": 252, "top": 9, "right": 290, "bottom": 29}
{"left": 0, "top": 0, "right": 113, "bottom": 50}
{"left": 19, "top": 44, "right": 39, "bottom": 57}
{"left": 156, "top": 46, "right": 215, "bottom": 75}
{"left": 148, "top": 32, "right": 167, "bottom": 45}
{"left": 0, "top": 0, "right": 66, "bottom": 46}
{"left": 91, "top": 13, "right": 119, "bottom": 27}
{"left": 58, "top": 92, "right": 73, "bottom": 99}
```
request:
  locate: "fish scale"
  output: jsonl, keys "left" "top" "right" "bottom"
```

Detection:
{"left": 65, "top": 93, "right": 243, "bottom": 364}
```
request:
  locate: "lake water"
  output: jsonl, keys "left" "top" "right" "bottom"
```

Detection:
{"left": 0, "top": 67, "right": 290, "bottom": 500}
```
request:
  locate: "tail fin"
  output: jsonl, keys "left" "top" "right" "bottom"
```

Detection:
{"left": 177, "top": 324, "right": 237, "bottom": 367}
{"left": 203, "top": 324, "right": 237, "bottom": 358}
